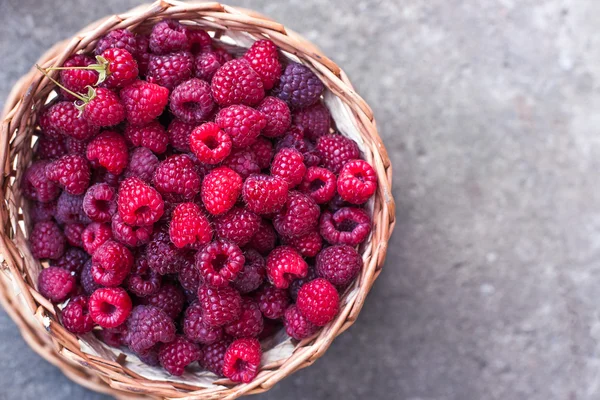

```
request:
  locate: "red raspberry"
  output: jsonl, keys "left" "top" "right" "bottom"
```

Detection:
{"left": 149, "top": 20, "right": 190, "bottom": 55}
{"left": 284, "top": 231, "right": 323, "bottom": 258}
{"left": 256, "top": 285, "right": 290, "bottom": 320}
{"left": 266, "top": 246, "right": 308, "bottom": 289}
{"left": 82, "top": 222, "right": 112, "bottom": 255}
{"left": 296, "top": 278, "right": 339, "bottom": 326}
{"left": 120, "top": 80, "right": 169, "bottom": 127}
{"left": 65, "top": 137, "right": 89, "bottom": 156}
{"left": 36, "top": 136, "right": 67, "bottom": 160}
{"left": 169, "top": 78, "right": 214, "bottom": 124}
{"left": 201, "top": 339, "right": 231, "bottom": 376}
{"left": 316, "top": 134, "right": 360, "bottom": 174}
{"left": 45, "top": 155, "right": 91, "bottom": 195}
{"left": 59, "top": 55, "right": 98, "bottom": 100}
{"left": 271, "top": 148, "right": 306, "bottom": 188}
{"left": 215, "top": 105, "right": 267, "bottom": 148}
{"left": 233, "top": 249, "right": 266, "bottom": 294}
{"left": 178, "top": 253, "right": 201, "bottom": 292}
{"left": 126, "top": 305, "right": 176, "bottom": 353}
{"left": 83, "top": 183, "right": 117, "bottom": 223}
{"left": 147, "top": 51, "right": 194, "bottom": 90}
{"left": 86, "top": 131, "right": 129, "bottom": 175}
{"left": 143, "top": 283, "right": 185, "bottom": 319}
{"left": 167, "top": 119, "right": 194, "bottom": 152}
{"left": 124, "top": 147, "right": 159, "bottom": 182}
{"left": 222, "top": 338, "right": 261, "bottom": 383}
{"left": 225, "top": 298, "right": 264, "bottom": 338}
{"left": 127, "top": 256, "right": 161, "bottom": 297}
{"left": 38, "top": 266, "right": 75, "bottom": 302}
{"left": 337, "top": 159, "right": 377, "bottom": 204}
{"left": 62, "top": 295, "right": 95, "bottom": 334}
{"left": 44, "top": 102, "right": 99, "bottom": 141}
{"left": 51, "top": 247, "right": 89, "bottom": 278}
{"left": 30, "top": 221, "right": 65, "bottom": 260}
{"left": 145, "top": 230, "right": 184, "bottom": 275}
{"left": 319, "top": 207, "right": 371, "bottom": 246}
{"left": 273, "top": 191, "right": 320, "bottom": 239}
{"left": 256, "top": 96, "right": 290, "bottom": 138}
{"left": 250, "top": 137, "right": 274, "bottom": 169}
{"left": 214, "top": 207, "right": 260, "bottom": 247}
{"left": 222, "top": 148, "right": 260, "bottom": 179}
{"left": 124, "top": 121, "right": 168, "bottom": 154}
{"left": 101, "top": 48, "right": 139, "bottom": 89}
{"left": 183, "top": 301, "right": 224, "bottom": 344}
{"left": 243, "top": 39, "right": 281, "bottom": 90}
{"left": 89, "top": 287, "right": 132, "bottom": 328}
{"left": 187, "top": 29, "right": 212, "bottom": 54}
{"left": 189, "top": 122, "right": 232, "bottom": 165}
{"left": 153, "top": 154, "right": 201, "bottom": 200}
{"left": 212, "top": 59, "right": 265, "bottom": 107}
{"left": 91, "top": 240, "right": 133, "bottom": 286}
{"left": 288, "top": 267, "right": 317, "bottom": 302}
{"left": 198, "top": 285, "right": 242, "bottom": 327}
{"left": 299, "top": 166, "right": 336, "bottom": 204}
{"left": 292, "top": 102, "right": 331, "bottom": 141}
{"left": 248, "top": 219, "right": 276, "bottom": 255}
{"left": 38, "top": 102, "right": 62, "bottom": 138}
{"left": 273, "top": 63, "right": 324, "bottom": 109}
{"left": 80, "top": 260, "right": 101, "bottom": 295}
{"left": 95, "top": 29, "right": 138, "bottom": 57}
{"left": 201, "top": 167, "right": 242, "bottom": 216}
{"left": 242, "top": 174, "right": 288, "bottom": 215}
{"left": 55, "top": 192, "right": 87, "bottom": 225}
{"left": 95, "top": 324, "right": 128, "bottom": 348}
{"left": 169, "top": 202, "right": 212, "bottom": 249}
{"left": 118, "top": 177, "right": 164, "bottom": 226}
{"left": 64, "top": 223, "right": 85, "bottom": 247}
{"left": 23, "top": 161, "right": 60, "bottom": 202}
{"left": 196, "top": 240, "right": 244, "bottom": 287}
{"left": 316, "top": 245, "right": 362, "bottom": 287}
{"left": 284, "top": 305, "right": 318, "bottom": 340}
{"left": 213, "top": 46, "right": 234, "bottom": 64}
{"left": 82, "top": 88, "right": 126, "bottom": 127}
{"left": 193, "top": 51, "right": 221, "bottom": 81}
{"left": 158, "top": 336, "right": 201, "bottom": 376}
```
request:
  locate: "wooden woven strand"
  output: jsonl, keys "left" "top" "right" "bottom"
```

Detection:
{"left": 0, "top": 1, "right": 395, "bottom": 399}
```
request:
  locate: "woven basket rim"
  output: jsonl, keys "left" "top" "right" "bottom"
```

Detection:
{"left": 0, "top": 1, "right": 396, "bottom": 399}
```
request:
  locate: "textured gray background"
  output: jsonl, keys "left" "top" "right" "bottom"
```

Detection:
{"left": 0, "top": 0, "right": 599, "bottom": 399}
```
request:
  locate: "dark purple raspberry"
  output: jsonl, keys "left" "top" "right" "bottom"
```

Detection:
{"left": 124, "top": 147, "right": 160, "bottom": 182}
{"left": 273, "top": 62, "right": 324, "bottom": 109}
{"left": 167, "top": 119, "right": 194, "bottom": 152}
{"left": 196, "top": 240, "right": 244, "bottom": 287}
{"left": 169, "top": 78, "right": 214, "bottom": 124}
{"left": 36, "top": 136, "right": 67, "bottom": 159}
{"left": 83, "top": 183, "right": 117, "bottom": 223}
{"left": 158, "top": 335, "right": 202, "bottom": 376}
{"left": 292, "top": 102, "right": 331, "bottom": 141}
{"left": 225, "top": 298, "right": 264, "bottom": 338}
{"left": 38, "top": 266, "right": 75, "bottom": 302}
{"left": 66, "top": 137, "right": 89, "bottom": 156}
{"left": 63, "top": 223, "right": 85, "bottom": 247}
{"left": 56, "top": 192, "right": 87, "bottom": 224}
{"left": 80, "top": 260, "right": 101, "bottom": 295}
{"left": 273, "top": 191, "right": 320, "bottom": 239}
{"left": 149, "top": 20, "right": 190, "bottom": 55}
{"left": 255, "top": 285, "right": 290, "bottom": 320}
{"left": 30, "top": 201, "right": 57, "bottom": 223}
{"left": 147, "top": 51, "right": 194, "bottom": 91}
{"left": 183, "top": 301, "right": 224, "bottom": 344}
{"left": 213, "top": 207, "right": 260, "bottom": 247}
{"left": 316, "top": 244, "right": 362, "bottom": 287}
{"left": 143, "top": 283, "right": 185, "bottom": 320}
{"left": 95, "top": 29, "right": 138, "bottom": 57}
{"left": 126, "top": 256, "right": 161, "bottom": 297}
{"left": 62, "top": 295, "right": 95, "bottom": 334}
{"left": 51, "top": 247, "right": 89, "bottom": 278}
{"left": 126, "top": 305, "right": 176, "bottom": 353}
{"left": 248, "top": 219, "right": 277, "bottom": 256}
{"left": 233, "top": 249, "right": 266, "bottom": 294}
{"left": 284, "top": 305, "right": 318, "bottom": 340}
{"left": 23, "top": 161, "right": 60, "bottom": 203}
{"left": 145, "top": 230, "right": 183, "bottom": 275}
{"left": 111, "top": 213, "right": 153, "bottom": 247}
{"left": 177, "top": 253, "right": 201, "bottom": 292}
{"left": 201, "top": 339, "right": 231, "bottom": 376}
{"left": 198, "top": 285, "right": 242, "bottom": 327}
{"left": 193, "top": 51, "right": 221, "bottom": 81}
{"left": 94, "top": 324, "right": 128, "bottom": 347}
{"left": 222, "top": 148, "right": 260, "bottom": 179}
{"left": 319, "top": 207, "right": 372, "bottom": 246}
{"left": 136, "top": 345, "right": 160, "bottom": 366}
{"left": 30, "top": 221, "right": 66, "bottom": 260}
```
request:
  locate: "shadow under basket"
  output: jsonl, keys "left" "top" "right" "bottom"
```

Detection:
{"left": 0, "top": 1, "right": 396, "bottom": 399}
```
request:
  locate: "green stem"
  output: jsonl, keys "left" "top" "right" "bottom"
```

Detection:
{"left": 35, "top": 64, "right": 88, "bottom": 103}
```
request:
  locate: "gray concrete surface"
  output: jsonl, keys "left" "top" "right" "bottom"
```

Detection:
{"left": 0, "top": 0, "right": 599, "bottom": 399}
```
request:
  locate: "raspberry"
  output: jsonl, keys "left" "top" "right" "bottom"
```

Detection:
{"left": 248, "top": 219, "right": 276, "bottom": 255}
{"left": 214, "top": 207, "right": 260, "bottom": 247}
{"left": 169, "top": 78, "right": 214, "bottom": 124}
{"left": 51, "top": 247, "right": 89, "bottom": 278}
{"left": 259, "top": 318, "right": 282, "bottom": 340}
{"left": 66, "top": 137, "right": 89, "bottom": 156}
{"left": 213, "top": 46, "right": 234, "bottom": 64}
{"left": 59, "top": 55, "right": 98, "bottom": 100}
{"left": 30, "top": 200, "right": 57, "bottom": 223}
{"left": 292, "top": 102, "right": 331, "bottom": 141}
{"left": 95, "top": 324, "right": 128, "bottom": 347}
{"left": 222, "top": 338, "right": 261, "bottom": 383}
{"left": 89, "top": 287, "right": 133, "bottom": 328}
{"left": 273, "top": 191, "right": 320, "bottom": 239}
{"left": 222, "top": 148, "right": 260, "bottom": 179}
{"left": 145, "top": 230, "right": 183, "bottom": 275}
{"left": 135, "top": 35, "right": 151, "bottom": 76}
{"left": 187, "top": 29, "right": 212, "bottom": 54}
{"left": 169, "top": 202, "right": 212, "bottom": 249}
{"left": 193, "top": 51, "right": 221, "bottom": 81}
{"left": 112, "top": 213, "right": 153, "bottom": 248}
{"left": 80, "top": 260, "right": 101, "bottom": 295}
{"left": 127, "top": 256, "right": 161, "bottom": 297}
{"left": 201, "top": 339, "right": 231, "bottom": 376}
{"left": 274, "top": 125, "right": 307, "bottom": 153}
{"left": 316, "top": 134, "right": 360, "bottom": 174}
{"left": 38, "top": 102, "right": 62, "bottom": 138}
{"left": 215, "top": 105, "right": 267, "bottom": 148}
{"left": 167, "top": 119, "right": 194, "bottom": 152}
{"left": 211, "top": 59, "right": 265, "bottom": 107}
{"left": 288, "top": 266, "right": 317, "bottom": 301}
{"left": 55, "top": 192, "right": 87, "bottom": 225}
{"left": 149, "top": 20, "right": 190, "bottom": 55}
{"left": 337, "top": 159, "right": 377, "bottom": 204}
{"left": 242, "top": 174, "right": 288, "bottom": 215}
{"left": 153, "top": 154, "right": 201, "bottom": 200}
{"left": 120, "top": 80, "right": 169, "bottom": 127}
{"left": 256, "top": 285, "right": 290, "bottom": 320}
{"left": 62, "top": 295, "right": 95, "bottom": 334}
{"left": 136, "top": 346, "right": 161, "bottom": 366}
{"left": 42, "top": 102, "right": 99, "bottom": 141}
{"left": 198, "top": 285, "right": 242, "bottom": 327}
{"left": 319, "top": 207, "right": 371, "bottom": 246}
{"left": 147, "top": 51, "right": 194, "bottom": 90}
{"left": 64, "top": 223, "right": 85, "bottom": 247}
{"left": 299, "top": 166, "right": 336, "bottom": 204}
{"left": 91, "top": 240, "right": 133, "bottom": 286}
{"left": 23, "top": 161, "right": 60, "bottom": 202}
{"left": 36, "top": 136, "right": 67, "bottom": 160}
{"left": 196, "top": 240, "right": 244, "bottom": 287}
{"left": 266, "top": 246, "right": 308, "bottom": 289}
{"left": 250, "top": 137, "right": 274, "bottom": 169}
{"left": 143, "top": 283, "right": 185, "bottom": 319}
{"left": 328, "top": 193, "right": 352, "bottom": 212}
{"left": 316, "top": 245, "right": 362, "bottom": 287}
{"left": 83, "top": 183, "right": 117, "bottom": 222}
{"left": 118, "top": 177, "right": 164, "bottom": 226}
{"left": 45, "top": 155, "right": 91, "bottom": 195}
{"left": 95, "top": 29, "right": 138, "bottom": 57}
{"left": 101, "top": 48, "right": 139, "bottom": 89}
{"left": 273, "top": 62, "right": 324, "bottom": 109}
{"left": 183, "top": 301, "right": 224, "bottom": 344}
{"left": 126, "top": 305, "right": 176, "bottom": 353}
{"left": 178, "top": 253, "right": 201, "bottom": 292}
{"left": 82, "top": 88, "right": 126, "bottom": 127}
{"left": 124, "top": 121, "right": 169, "bottom": 154}
{"left": 201, "top": 167, "right": 242, "bottom": 216}
{"left": 233, "top": 249, "right": 266, "bottom": 294}
{"left": 284, "top": 231, "right": 323, "bottom": 258}
{"left": 38, "top": 267, "right": 75, "bottom": 302}
{"left": 189, "top": 122, "right": 232, "bottom": 165}
{"left": 296, "top": 278, "right": 339, "bottom": 326}
{"left": 30, "top": 221, "right": 65, "bottom": 260}
{"left": 92, "top": 168, "right": 121, "bottom": 188}
{"left": 243, "top": 39, "right": 281, "bottom": 90}
{"left": 82, "top": 222, "right": 112, "bottom": 255}
{"left": 256, "top": 96, "right": 290, "bottom": 138}
{"left": 124, "top": 147, "right": 159, "bottom": 182}
{"left": 283, "top": 305, "right": 318, "bottom": 340}
{"left": 86, "top": 131, "right": 129, "bottom": 175}
{"left": 270, "top": 148, "right": 306, "bottom": 188}
{"left": 225, "top": 298, "right": 263, "bottom": 338}
{"left": 158, "top": 335, "right": 201, "bottom": 376}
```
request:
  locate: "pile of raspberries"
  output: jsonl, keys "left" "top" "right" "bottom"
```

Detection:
{"left": 24, "top": 20, "right": 377, "bottom": 382}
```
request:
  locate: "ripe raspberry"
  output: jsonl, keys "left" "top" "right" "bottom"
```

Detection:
{"left": 248, "top": 219, "right": 276, "bottom": 256}
{"left": 233, "top": 249, "right": 266, "bottom": 294}
{"left": 243, "top": 39, "right": 281, "bottom": 90}
{"left": 51, "top": 247, "right": 89, "bottom": 278}
{"left": 215, "top": 105, "right": 266, "bottom": 148}
{"left": 288, "top": 266, "right": 317, "bottom": 301}
{"left": 201, "top": 339, "right": 231, "bottom": 376}
{"left": 273, "top": 191, "right": 320, "bottom": 239}
{"left": 255, "top": 96, "right": 290, "bottom": 139}
{"left": 126, "top": 305, "right": 176, "bottom": 353}
{"left": 169, "top": 202, "right": 212, "bottom": 249}
{"left": 211, "top": 59, "right": 265, "bottom": 107}
{"left": 38, "top": 267, "right": 75, "bottom": 302}
{"left": 271, "top": 148, "right": 306, "bottom": 188}
{"left": 167, "top": 119, "right": 194, "bottom": 152}
{"left": 256, "top": 285, "right": 290, "bottom": 320}
{"left": 64, "top": 222, "right": 85, "bottom": 247}
{"left": 89, "top": 287, "right": 132, "bottom": 328}
{"left": 127, "top": 256, "right": 161, "bottom": 297}
{"left": 299, "top": 166, "right": 336, "bottom": 204}
{"left": 296, "top": 278, "right": 339, "bottom": 326}
{"left": 187, "top": 29, "right": 212, "bottom": 54}
{"left": 149, "top": 20, "right": 190, "bottom": 55}
{"left": 101, "top": 48, "right": 139, "bottom": 89}
{"left": 242, "top": 174, "right": 288, "bottom": 215}
{"left": 118, "top": 177, "right": 164, "bottom": 226}
{"left": 42, "top": 101, "right": 99, "bottom": 141}
{"left": 328, "top": 193, "right": 352, "bottom": 212}
{"left": 136, "top": 346, "right": 160, "bottom": 366}
{"left": 62, "top": 295, "right": 95, "bottom": 334}
{"left": 319, "top": 207, "right": 371, "bottom": 246}
{"left": 95, "top": 29, "right": 138, "bottom": 57}
{"left": 250, "top": 137, "right": 274, "bottom": 169}
{"left": 266, "top": 246, "right": 308, "bottom": 289}
{"left": 292, "top": 102, "right": 331, "bottom": 141}
{"left": 145, "top": 230, "right": 183, "bottom": 275}
{"left": 30, "top": 221, "right": 65, "bottom": 260}
{"left": 189, "top": 122, "right": 232, "bottom": 165}
{"left": 213, "top": 46, "right": 234, "bottom": 64}
{"left": 124, "top": 147, "right": 159, "bottom": 182}
{"left": 38, "top": 102, "right": 62, "bottom": 138}
{"left": 225, "top": 298, "right": 263, "bottom": 338}
{"left": 337, "top": 159, "right": 377, "bottom": 204}
{"left": 214, "top": 207, "right": 260, "bottom": 247}
{"left": 30, "top": 200, "right": 57, "bottom": 223}
{"left": 153, "top": 154, "right": 200, "bottom": 200}
{"left": 143, "top": 283, "right": 185, "bottom": 319}
{"left": 111, "top": 212, "right": 153, "bottom": 247}
{"left": 274, "top": 125, "right": 307, "bottom": 153}
{"left": 83, "top": 183, "right": 117, "bottom": 222}
{"left": 316, "top": 134, "right": 360, "bottom": 174}
{"left": 65, "top": 137, "right": 89, "bottom": 156}
{"left": 222, "top": 148, "right": 260, "bottom": 179}
{"left": 193, "top": 51, "right": 221, "bottom": 81}
{"left": 183, "top": 301, "right": 224, "bottom": 344}
{"left": 23, "top": 161, "right": 60, "bottom": 202}
{"left": 159, "top": 335, "right": 201, "bottom": 376}
{"left": 198, "top": 285, "right": 242, "bottom": 327}
{"left": 316, "top": 244, "right": 362, "bottom": 287}
{"left": 283, "top": 231, "right": 322, "bottom": 258}
{"left": 222, "top": 338, "right": 261, "bottom": 383}
{"left": 36, "top": 136, "right": 67, "bottom": 160}
{"left": 201, "top": 167, "right": 242, "bottom": 216}
{"left": 284, "top": 305, "right": 318, "bottom": 340}
{"left": 82, "top": 222, "right": 112, "bottom": 255}
{"left": 91, "top": 240, "right": 133, "bottom": 286}
{"left": 82, "top": 88, "right": 126, "bottom": 127}
{"left": 120, "top": 80, "right": 169, "bottom": 127}
{"left": 80, "top": 260, "right": 101, "bottom": 295}
{"left": 147, "top": 51, "right": 194, "bottom": 90}
{"left": 55, "top": 192, "right": 87, "bottom": 225}
{"left": 135, "top": 35, "right": 151, "bottom": 76}
{"left": 196, "top": 240, "right": 244, "bottom": 287}
{"left": 124, "top": 121, "right": 169, "bottom": 154}
{"left": 59, "top": 55, "right": 98, "bottom": 100}
{"left": 95, "top": 324, "right": 129, "bottom": 348}
{"left": 86, "top": 131, "right": 129, "bottom": 175}
{"left": 45, "top": 155, "right": 91, "bottom": 195}
{"left": 169, "top": 78, "right": 214, "bottom": 124}
{"left": 273, "top": 62, "right": 324, "bottom": 109}
{"left": 178, "top": 253, "right": 200, "bottom": 292}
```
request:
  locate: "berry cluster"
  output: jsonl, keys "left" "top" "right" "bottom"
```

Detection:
{"left": 26, "top": 20, "right": 377, "bottom": 383}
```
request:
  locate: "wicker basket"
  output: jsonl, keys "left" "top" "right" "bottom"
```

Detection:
{"left": 0, "top": 1, "right": 395, "bottom": 398}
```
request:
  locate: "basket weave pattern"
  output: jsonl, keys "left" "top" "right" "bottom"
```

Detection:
{"left": 0, "top": 1, "right": 395, "bottom": 398}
